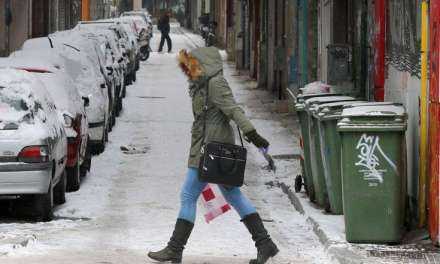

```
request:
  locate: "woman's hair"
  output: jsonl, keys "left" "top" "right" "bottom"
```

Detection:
{"left": 178, "top": 49, "right": 202, "bottom": 80}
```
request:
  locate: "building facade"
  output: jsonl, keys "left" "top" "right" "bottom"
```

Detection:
{"left": 0, "top": 0, "right": 110, "bottom": 57}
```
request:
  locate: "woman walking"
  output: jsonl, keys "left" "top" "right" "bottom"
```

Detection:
{"left": 148, "top": 47, "right": 279, "bottom": 264}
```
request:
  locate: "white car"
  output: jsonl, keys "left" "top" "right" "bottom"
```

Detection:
{"left": 76, "top": 21, "right": 137, "bottom": 85}
{"left": 22, "top": 36, "right": 110, "bottom": 154}
{"left": 0, "top": 68, "right": 67, "bottom": 221}
{"left": 2, "top": 50, "right": 91, "bottom": 191}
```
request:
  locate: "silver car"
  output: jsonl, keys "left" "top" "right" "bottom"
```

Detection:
{"left": 0, "top": 68, "right": 67, "bottom": 221}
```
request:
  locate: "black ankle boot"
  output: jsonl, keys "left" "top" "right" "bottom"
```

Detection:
{"left": 242, "top": 213, "right": 279, "bottom": 264}
{"left": 148, "top": 219, "right": 194, "bottom": 263}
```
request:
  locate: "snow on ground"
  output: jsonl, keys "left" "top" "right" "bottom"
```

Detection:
{"left": 0, "top": 26, "right": 331, "bottom": 263}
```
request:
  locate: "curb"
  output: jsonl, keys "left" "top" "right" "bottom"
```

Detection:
{"left": 276, "top": 181, "right": 367, "bottom": 264}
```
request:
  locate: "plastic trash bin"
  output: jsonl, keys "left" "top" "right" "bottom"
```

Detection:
{"left": 315, "top": 101, "right": 366, "bottom": 214}
{"left": 305, "top": 96, "right": 355, "bottom": 208}
{"left": 337, "top": 103, "right": 407, "bottom": 243}
{"left": 295, "top": 93, "right": 339, "bottom": 201}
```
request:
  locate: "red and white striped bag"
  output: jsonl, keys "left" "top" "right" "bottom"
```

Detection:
{"left": 200, "top": 184, "right": 231, "bottom": 223}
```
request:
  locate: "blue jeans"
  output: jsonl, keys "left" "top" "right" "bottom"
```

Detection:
{"left": 178, "top": 168, "right": 257, "bottom": 223}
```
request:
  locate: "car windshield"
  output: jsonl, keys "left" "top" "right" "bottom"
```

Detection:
{"left": 0, "top": 87, "right": 32, "bottom": 125}
{"left": 0, "top": 97, "right": 28, "bottom": 112}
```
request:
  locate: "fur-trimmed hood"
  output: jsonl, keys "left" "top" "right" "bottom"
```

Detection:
{"left": 189, "top": 47, "right": 223, "bottom": 79}
{"left": 178, "top": 47, "right": 223, "bottom": 82}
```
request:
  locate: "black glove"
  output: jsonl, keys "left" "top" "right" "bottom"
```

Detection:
{"left": 245, "top": 130, "right": 269, "bottom": 149}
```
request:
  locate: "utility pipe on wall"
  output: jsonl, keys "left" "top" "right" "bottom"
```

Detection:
{"left": 82, "top": 0, "right": 90, "bottom": 21}
{"left": 374, "top": 0, "right": 385, "bottom": 102}
{"left": 420, "top": 0, "right": 429, "bottom": 229}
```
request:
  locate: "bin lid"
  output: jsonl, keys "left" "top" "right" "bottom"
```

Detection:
{"left": 305, "top": 96, "right": 356, "bottom": 114}
{"left": 337, "top": 103, "right": 407, "bottom": 132}
{"left": 294, "top": 93, "right": 340, "bottom": 111}
{"left": 315, "top": 101, "right": 367, "bottom": 120}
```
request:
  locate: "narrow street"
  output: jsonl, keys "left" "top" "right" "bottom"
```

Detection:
{"left": 0, "top": 27, "right": 330, "bottom": 264}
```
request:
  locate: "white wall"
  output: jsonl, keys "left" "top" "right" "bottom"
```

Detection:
{"left": 384, "top": 65, "right": 421, "bottom": 214}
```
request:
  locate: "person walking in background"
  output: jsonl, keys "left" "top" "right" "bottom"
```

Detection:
{"left": 158, "top": 11, "right": 172, "bottom": 53}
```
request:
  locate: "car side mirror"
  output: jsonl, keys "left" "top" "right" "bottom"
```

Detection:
{"left": 82, "top": 96, "right": 90, "bottom": 107}
{"left": 106, "top": 66, "right": 114, "bottom": 76}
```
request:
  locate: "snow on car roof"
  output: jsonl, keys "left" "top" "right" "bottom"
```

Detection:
{"left": 0, "top": 50, "right": 64, "bottom": 73}
{"left": 21, "top": 37, "right": 53, "bottom": 50}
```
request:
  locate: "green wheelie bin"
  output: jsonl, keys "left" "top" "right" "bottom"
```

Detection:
{"left": 305, "top": 96, "right": 355, "bottom": 209}
{"left": 294, "top": 93, "right": 339, "bottom": 201}
{"left": 337, "top": 103, "right": 407, "bottom": 243}
{"left": 315, "top": 101, "right": 365, "bottom": 215}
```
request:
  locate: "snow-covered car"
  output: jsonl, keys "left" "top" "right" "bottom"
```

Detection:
{"left": 66, "top": 28, "right": 125, "bottom": 122}
{"left": 76, "top": 21, "right": 137, "bottom": 85}
{"left": 119, "top": 15, "right": 153, "bottom": 60}
{"left": 22, "top": 36, "right": 110, "bottom": 154}
{"left": 0, "top": 51, "right": 91, "bottom": 192}
{"left": 94, "top": 33, "right": 126, "bottom": 115}
{"left": 121, "top": 11, "right": 153, "bottom": 32}
{"left": 0, "top": 68, "right": 67, "bottom": 221}
{"left": 118, "top": 18, "right": 140, "bottom": 56}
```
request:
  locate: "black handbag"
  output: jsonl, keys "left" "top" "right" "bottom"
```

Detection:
{"left": 198, "top": 85, "right": 247, "bottom": 187}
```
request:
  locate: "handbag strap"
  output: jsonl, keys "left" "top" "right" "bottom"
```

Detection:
{"left": 202, "top": 73, "right": 244, "bottom": 148}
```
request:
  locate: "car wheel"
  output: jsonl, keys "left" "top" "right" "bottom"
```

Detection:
{"left": 117, "top": 98, "right": 123, "bottom": 116}
{"left": 33, "top": 180, "right": 54, "bottom": 222}
{"left": 54, "top": 170, "right": 67, "bottom": 205}
{"left": 122, "top": 84, "right": 126, "bottom": 98}
{"left": 66, "top": 153, "right": 81, "bottom": 192}
{"left": 140, "top": 49, "right": 150, "bottom": 61}
{"left": 112, "top": 113, "right": 116, "bottom": 127}
{"left": 80, "top": 146, "right": 92, "bottom": 177}
{"left": 125, "top": 75, "right": 131, "bottom": 86}
{"left": 94, "top": 144, "right": 105, "bottom": 155}
{"left": 105, "top": 125, "right": 109, "bottom": 143}
{"left": 93, "top": 127, "right": 106, "bottom": 155}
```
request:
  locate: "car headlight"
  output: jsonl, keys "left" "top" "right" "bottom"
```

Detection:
{"left": 63, "top": 114, "right": 74, "bottom": 128}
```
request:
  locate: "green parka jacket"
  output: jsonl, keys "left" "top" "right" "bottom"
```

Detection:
{"left": 187, "top": 47, "right": 255, "bottom": 168}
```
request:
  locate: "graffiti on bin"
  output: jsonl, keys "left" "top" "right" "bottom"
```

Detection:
{"left": 355, "top": 134, "right": 397, "bottom": 184}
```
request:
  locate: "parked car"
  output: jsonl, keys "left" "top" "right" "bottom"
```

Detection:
{"left": 118, "top": 17, "right": 141, "bottom": 73}
{"left": 94, "top": 33, "right": 126, "bottom": 114}
{"left": 76, "top": 21, "right": 137, "bottom": 86}
{"left": 69, "top": 27, "right": 126, "bottom": 119}
{"left": 120, "top": 16, "right": 152, "bottom": 61}
{"left": 121, "top": 10, "right": 153, "bottom": 31}
{"left": 21, "top": 36, "right": 110, "bottom": 154}
{"left": 2, "top": 50, "right": 91, "bottom": 191}
{"left": 0, "top": 68, "right": 67, "bottom": 221}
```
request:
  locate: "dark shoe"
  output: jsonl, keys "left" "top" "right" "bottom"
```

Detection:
{"left": 242, "top": 213, "right": 279, "bottom": 264}
{"left": 148, "top": 219, "right": 194, "bottom": 263}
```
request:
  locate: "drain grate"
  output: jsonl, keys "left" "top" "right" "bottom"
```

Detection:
{"left": 53, "top": 216, "right": 92, "bottom": 221}
{"left": 272, "top": 154, "right": 301, "bottom": 160}
{"left": 137, "top": 96, "right": 166, "bottom": 99}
